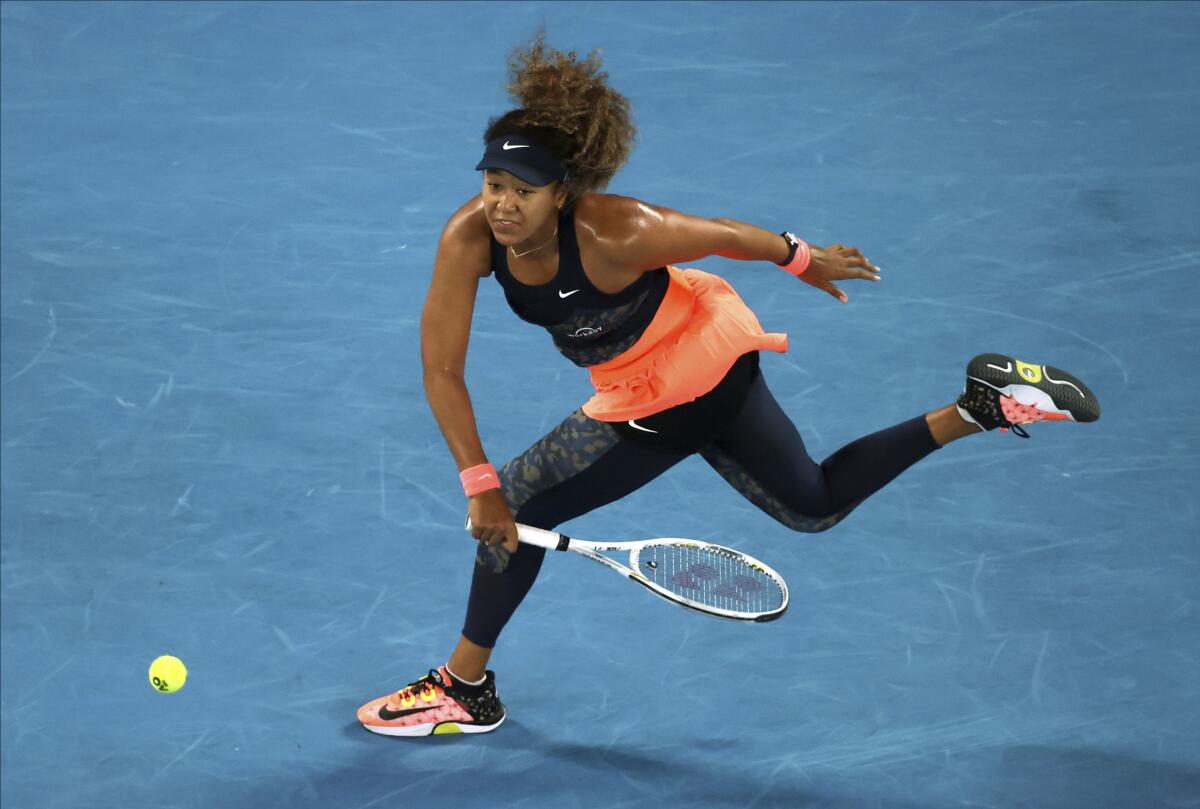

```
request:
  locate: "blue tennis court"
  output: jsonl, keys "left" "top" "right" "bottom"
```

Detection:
{"left": 3, "top": 2, "right": 1198, "bottom": 807}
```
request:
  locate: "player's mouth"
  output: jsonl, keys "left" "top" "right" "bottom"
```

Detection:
{"left": 492, "top": 218, "right": 520, "bottom": 233}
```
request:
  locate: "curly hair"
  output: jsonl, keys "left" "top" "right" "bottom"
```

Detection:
{"left": 483, "top": 31, "right": 636, "bottom": 202}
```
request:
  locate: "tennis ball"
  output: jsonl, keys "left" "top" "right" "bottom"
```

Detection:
{"left": 149, "top": 655, "right": 187, "bottom": 693}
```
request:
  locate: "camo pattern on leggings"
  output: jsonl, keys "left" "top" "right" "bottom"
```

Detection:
{"left": 699, "top": 445, "right": 860, "bottom": 533}
{"left": 475, "top": 409, "right": 622, "bottom": 572}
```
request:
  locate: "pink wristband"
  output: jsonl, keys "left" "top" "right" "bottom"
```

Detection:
{"left": 780, "top": 234, "right": 812, "bottom": 276}
{"left": 460, "top": 463, "right": 500, "bottom": 497}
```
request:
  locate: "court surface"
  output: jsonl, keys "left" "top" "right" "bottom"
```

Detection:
{"left": 3, "top": 2, "right": 1198, "bottom": 807}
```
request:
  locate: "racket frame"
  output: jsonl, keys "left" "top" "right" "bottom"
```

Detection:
{"left": 509, "top": 523, "right": 789, "bottom": 623}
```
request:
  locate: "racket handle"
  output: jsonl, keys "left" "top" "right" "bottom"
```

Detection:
{"left": 463, "top": 518, "right": 569, "bottom": 551}
{"left": 516, "top": 524, "right": 571, "bottom": 551}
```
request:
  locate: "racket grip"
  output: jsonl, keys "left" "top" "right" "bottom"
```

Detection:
{"left": 464, "top": 518, "right": 567, "bottom": 551}
{"left": 515, "top": 524, "right": 570, "bottom": 551}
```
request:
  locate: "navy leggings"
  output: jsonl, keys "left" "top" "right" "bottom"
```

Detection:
{"left": 462, "top": 365, "right": 939, "bottom": 648}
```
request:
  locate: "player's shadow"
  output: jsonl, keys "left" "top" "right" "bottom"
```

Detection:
{"left": 223, "top": 720, "right": 934, "bottom": 809}
{"left": 307, "top": 724, "right": 1190, "bottom": 806}
{"left": 988, "top": 745, "right": 1200, "bottom": 809}
{"left": 229, "top": 725, "right": 1200, "bottom": 809}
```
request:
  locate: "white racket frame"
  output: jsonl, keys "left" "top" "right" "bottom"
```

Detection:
{"left": 469, "top": 520, "right": 789, "bottom": 622}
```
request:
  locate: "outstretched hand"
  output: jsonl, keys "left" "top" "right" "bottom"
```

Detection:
{"left": 802, "top": 243, "right": 882, "bottom": 303}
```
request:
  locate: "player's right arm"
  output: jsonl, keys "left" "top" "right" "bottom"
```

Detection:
{"left": 420, "top": 197, "right": 518, "bottom": 551}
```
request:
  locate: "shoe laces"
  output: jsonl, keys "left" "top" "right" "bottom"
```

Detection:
{"left": 393, "top": 669, "right": 443, "bottom": 707}
{"left": 998, "top": 395, "right": 1057, "bottom": 439}
{"left": 1000, "top": 424, "right": 1030, "bottom": 439}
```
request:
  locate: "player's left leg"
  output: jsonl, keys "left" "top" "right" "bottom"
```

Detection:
{"left": 702, "top": 353, "right": 1100, "bottom": 531}
{"left": 700, "top": 370, "right": 941, "bottom": 532}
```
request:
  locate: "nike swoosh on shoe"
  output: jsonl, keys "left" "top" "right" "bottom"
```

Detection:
{"left": 378, "top": 704, "right": 439, "bottom": 721}
{"left": 1043, "top": 368, "right": 1086, "bottom": 398}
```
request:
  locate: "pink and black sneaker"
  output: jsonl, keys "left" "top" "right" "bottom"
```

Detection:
{"left": 357, "top": 666, "right": 506, "bottom": 737}
{"left": 957, "top": 353, "right": 1100, "bottom": 438}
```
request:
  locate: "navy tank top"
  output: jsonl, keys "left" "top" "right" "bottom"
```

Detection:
{"left": 490, "top": 210, "right": 669, "bottom": 367}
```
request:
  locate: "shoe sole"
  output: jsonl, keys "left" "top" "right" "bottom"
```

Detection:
{"left": 362, "top": 712, "right": 506, "bottom": 738}
{"left": 967, "top": 353, "right": 1100, "bottom": 423}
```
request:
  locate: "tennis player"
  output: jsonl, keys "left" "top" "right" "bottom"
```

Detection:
{"left": 357, "top": 35, "right": 1100, "bottom": 736}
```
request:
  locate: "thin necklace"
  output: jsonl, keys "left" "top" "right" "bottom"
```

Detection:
{"left": 510, "top": 226, "right": 558, "bottom": 259}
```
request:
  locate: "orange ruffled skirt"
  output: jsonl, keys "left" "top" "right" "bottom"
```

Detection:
{"left": 582, "top": 266, "right": 788, "bottom": 422}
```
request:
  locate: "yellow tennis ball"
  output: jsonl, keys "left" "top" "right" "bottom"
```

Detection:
{"left": 149, "top": 655, "right": 187, "bottom": 693}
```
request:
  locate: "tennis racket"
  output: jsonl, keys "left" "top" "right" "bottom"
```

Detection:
{"left": 466, "top": 520, "right": 788, "bottom": 622}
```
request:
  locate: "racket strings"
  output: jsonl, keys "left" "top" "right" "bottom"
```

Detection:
{"left": 636, "top": 543, "right": 784, "bottom": 615}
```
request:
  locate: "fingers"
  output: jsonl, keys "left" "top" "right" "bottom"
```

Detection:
{"left": 822, "top": 281, "right": 848, "bottom": 304}
{"left": 830, "top": 262, "right": 879, "bottom": 281}
{"left": 480, "top": 521, "right": 518, "bottom": 550}
{"left": 483, "top": 527, "right": 507, "bottom": 546}
{"left": 842, "top": 259, "right": 880, "bottom": 280}
{"left": 809, "top": 243, "right": 883, "bottom": 295}
{"left": 846, "top": 247, "right": 880, "bottom": 270}
{"left": 481, "top": 523, "right": 519, "bottom": 549}
{"left": 467, "top": 489, "right": 517, "bottom": 547}
{"left": 839, "top": 248, "right": 881, "bottom": 279}
{"left": 470, "top": 521, "right": 506, "bottom": 546}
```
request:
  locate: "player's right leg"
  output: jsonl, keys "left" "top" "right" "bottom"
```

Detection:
{"left": 356, "top": 665, "right": 506, "bottom": 737}
{"left": 357, "top": 409, "right": 687, "bottom": 737}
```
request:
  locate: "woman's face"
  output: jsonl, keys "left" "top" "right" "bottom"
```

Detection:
{"left": 481, "top": 170, "right": 566, "bottom": 246}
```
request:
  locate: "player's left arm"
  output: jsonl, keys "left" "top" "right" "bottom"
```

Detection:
{"left": 592, "top": 195, "right": 882, "bottom": 303}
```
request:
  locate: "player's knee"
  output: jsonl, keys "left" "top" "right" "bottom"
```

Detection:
{"left": 781, "top": 514, "right": 839, "bottom": 533}
{"left": 774, "top": 500, "right": 856, "bottom": 533}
